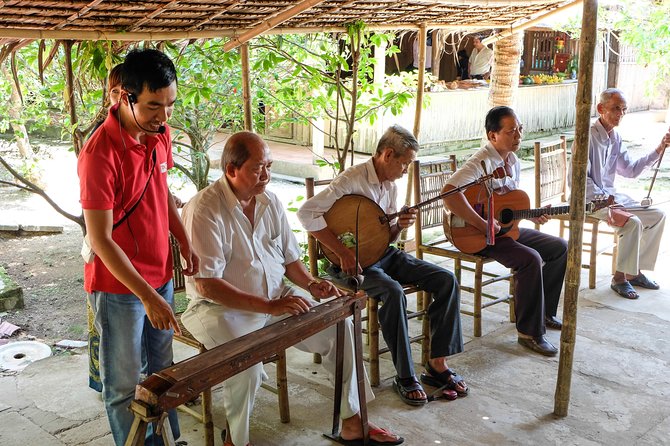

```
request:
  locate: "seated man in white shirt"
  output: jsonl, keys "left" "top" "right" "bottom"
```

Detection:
{"left": 577, "top": 88, "right": 669, "bottom": 299}
{"left": 180, "top": 131, "right": 403, "bottom": 446}
{"left": 298, "top": 125, "right": 467, "bottom": 407}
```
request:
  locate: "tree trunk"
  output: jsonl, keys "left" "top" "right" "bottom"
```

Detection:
{"left": 1, "top": 65, "right": 34, "bottom": 159}
{"left": 489, "top": 32, "right": 523, "bottom": 108}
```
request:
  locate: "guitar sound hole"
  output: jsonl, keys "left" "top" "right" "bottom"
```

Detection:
{"left": 499, "top": 208, "right": 514, "bottom": 224}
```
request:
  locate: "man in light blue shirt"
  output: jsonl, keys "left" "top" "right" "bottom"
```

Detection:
{"left": 580, "top": 88, "right": 669, "bottom": 299}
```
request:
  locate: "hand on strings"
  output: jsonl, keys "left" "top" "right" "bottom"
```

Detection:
{"left": 397, "top": 207, "right": 417, "bottom": 229}
{"left": 308, "top": 280, "right": 343, "bottom": 299}
{"left": 268, "top": 295, "right": 313, "bottom": 316}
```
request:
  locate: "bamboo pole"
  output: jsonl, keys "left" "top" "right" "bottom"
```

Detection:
{"left": 554, "top": 0, "right": 598, "bottom": 417}
{"left": 223, "top": 0, "right": 328, "bottom": 52}
{"left": 413, "top": 25, "right": 427, "bottom": 138}
{"left": 481, "top": 0, "right": 584, "bottom": 46}
{"left": 0, "top": 23, "right": 495, "bottom": 42}
{"left": 240, "top": 43, "right": 253, "bottom": 132}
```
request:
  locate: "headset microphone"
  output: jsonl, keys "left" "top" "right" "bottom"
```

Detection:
{"left": 127, "top": 92, "right": 166, "bottom": 135}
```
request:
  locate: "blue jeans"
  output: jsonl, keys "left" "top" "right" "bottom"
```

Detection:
{"left": 89, "top": 281, "right": 179, "bottom": 446}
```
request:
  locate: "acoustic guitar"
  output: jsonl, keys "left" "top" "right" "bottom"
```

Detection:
{"left": 444, "top": 185, "right": 610, "bottom": 254}
{"left": 319, "top": 167, "right": 509, "bottom": 268}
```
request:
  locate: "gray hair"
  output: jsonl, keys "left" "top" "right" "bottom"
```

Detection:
{"left": 375, "top": 125, "right": 420, "bottom": 157}
{"left": 599, "top": 88, "right": 625, "bottom": 105}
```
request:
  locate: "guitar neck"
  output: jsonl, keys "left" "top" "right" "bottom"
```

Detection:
{"left": 512, "top": 205, "right": 570, "bottom": 221}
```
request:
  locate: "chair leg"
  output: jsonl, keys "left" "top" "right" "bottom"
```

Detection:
{"left": 276, "top": 351, "right": 290, "bottom": 423}
{"left": 421, "top": 291, "right": 431, "bottom": 366}
{"left": 473, "top": 261, "right": 483, "bottom": 338}
{"left": 202, "top": 388, "right": 214, "bottom": 446}
{"left": 589, "top": 222, "right": 599, "bottom": 289}
{"left": 199, "top": 346, "right": 215, "bottom": 446}
{"left": 611, "top": 233, "right": 618, "bottom": 274}
{"left": 368, "top": 298, "right": 380, "bottom": 387}
{"left": 508, "top": 270, "right": 516, "bottom": 323}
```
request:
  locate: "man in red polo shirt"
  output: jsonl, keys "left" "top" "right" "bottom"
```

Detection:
{"left": 78, "top": 48, "right": 198, "bottom": 445}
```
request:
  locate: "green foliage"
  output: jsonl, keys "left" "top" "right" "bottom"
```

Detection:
{"left": 164, "top": 40, "right": 244, "bottom": 190}
{"left": 612, "top": 1, "right": 670, "bottom": 82}
{"left": 251, "top": 26, "right": 416, "bottom": 172}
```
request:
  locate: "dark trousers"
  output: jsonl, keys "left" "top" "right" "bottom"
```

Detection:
{"left": 479, "top": 228, "right": 567, "bottom": 337}
{"left": 331, "top": 247, "right": 463, "bottom": 379}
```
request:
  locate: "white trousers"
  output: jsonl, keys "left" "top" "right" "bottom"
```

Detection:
{"left": 181, "top": 286, "right": 373, "bottom": 446}
{"left": 592, "top": 206, "right": 666, "bottom": 276}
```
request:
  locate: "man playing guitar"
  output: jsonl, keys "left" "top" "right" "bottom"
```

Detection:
{"left": 443, "top": 106, "right": 567, "bottom": 356}
{"left": 298, "top": 125, "right": 468, "bottom": 406}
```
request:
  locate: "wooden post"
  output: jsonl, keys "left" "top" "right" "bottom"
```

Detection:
{"left": 240, "top": 43, "right": 253, "bottom": 131}
{"left": 554, "top": 0, "right": 598, "bottom": 418}
{"left": 606, "top": 30, "right": 620, "bottom": 88}
{"left": 413, "top": 25, "right": 427, "bottom": 138}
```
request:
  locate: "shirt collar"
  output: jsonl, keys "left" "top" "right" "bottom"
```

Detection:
{"left": 593, "top": 118, "right": 612, "bottom": 142}
{"left": 218, "top": 175, "right": 270, "bottom": 212}
{"left": 364, "top": 157, "right": 382, "bottom": 185}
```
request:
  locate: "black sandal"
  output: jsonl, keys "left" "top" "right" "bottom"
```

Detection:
{"left": 392, "top": 375, "right": 427, "bottom": 406}
{"left": 420, "top": 363, "right": 469, "bottom": 397}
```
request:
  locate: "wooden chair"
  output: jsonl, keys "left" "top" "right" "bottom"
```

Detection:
{"left": 305, "top": 177, "right": 428, "bottom": 387}
{"left": 533, "top": 137, "right": 618, "bottom": 289}
{"left": 169, "top": 236, "right": 290, "bottom": 446}
{"left": 412, "top": 158, "right": 516, "bottom": 338}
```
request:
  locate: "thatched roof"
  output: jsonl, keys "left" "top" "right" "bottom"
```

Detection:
{"left": 0, "top": 0, "right": 574, "bottom": 44}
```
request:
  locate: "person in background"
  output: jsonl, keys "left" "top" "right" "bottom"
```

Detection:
{"left": 78, "top": 48, "right": 199, "bottom": 445}
{"left": 457, "top": 49, "right": 469, "bottom": 80}
{"left": 468, "top": 35, "right": 493, "bottom": 80}
{"left": 578, "top": 88, "right": 669, "bottom": 300}
{"left": 181, "top": 131, "right": 403, "bottom": 446}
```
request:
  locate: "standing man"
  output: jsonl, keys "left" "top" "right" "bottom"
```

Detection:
{"left": 180, "top": 131, "right": 403, "bottom": 446}
{"left": 443, "top": 106, "right": 567, "bottom": 356}
{"left": 468, "top": 35, "right": 493, "bottom": 80}
{"left": 298, "top": 125, "right": 467, "bottom": 406}
{"left": 579, "top": 88, "right": 669, "bottom": 299}
{"left": 78, "top": 48, "right": 199, "bottom": 445}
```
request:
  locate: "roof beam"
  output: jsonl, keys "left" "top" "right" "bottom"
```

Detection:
{"left": 222, "top": 0, "right": 328, "bottom": 52}
{"left": 0, "top": 23, "right": 496, "bottom": 42}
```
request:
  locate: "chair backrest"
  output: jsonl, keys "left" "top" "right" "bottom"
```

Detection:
{"left": 170, "top": 233, "right": 185, "bottom": 292}
{"left": 534, "top": 136, "right": 568, "bottom": 208}
{"left": 411, "top": 157, "right": 457, "bottom": 234}
{"left": 305, "top": 177, "right": 334, "bottom": 277}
